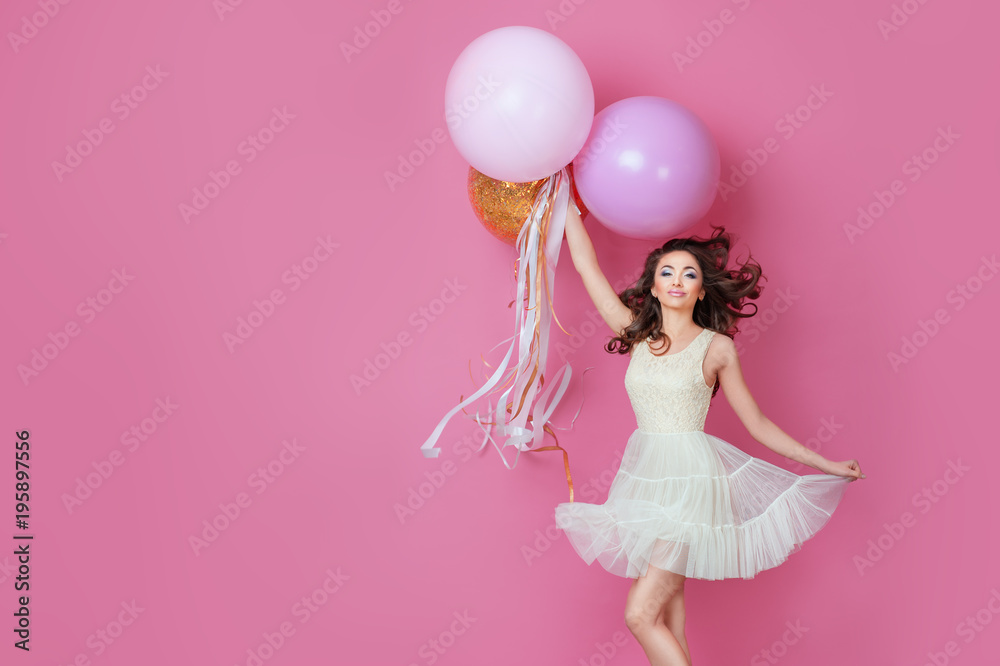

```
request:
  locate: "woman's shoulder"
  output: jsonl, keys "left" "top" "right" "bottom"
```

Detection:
{"left": 704, "top": 329, "right": 737, "bottom": 362}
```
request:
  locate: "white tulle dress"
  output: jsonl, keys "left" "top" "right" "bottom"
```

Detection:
{"left": 554, "top": 327, "right": 852, "bottom": 580}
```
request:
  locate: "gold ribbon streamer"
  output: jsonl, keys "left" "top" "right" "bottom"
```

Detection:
{"left": 458, "top": 392, "right": 576, "bottom": 503}
{"left": 455, "top": 362, "right": 595, "bottom": 503}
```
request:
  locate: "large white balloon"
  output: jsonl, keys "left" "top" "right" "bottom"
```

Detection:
{"left": 445, "top": 25, "right": 595, "bottom": 182}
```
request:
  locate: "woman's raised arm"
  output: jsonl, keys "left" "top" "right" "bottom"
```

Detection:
{"left": 563, "top": 204, "right": 632, "bottom": 337}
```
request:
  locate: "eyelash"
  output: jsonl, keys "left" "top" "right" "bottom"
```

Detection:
{"left": 662, "top": 271, "right": 696, "bottom": 279}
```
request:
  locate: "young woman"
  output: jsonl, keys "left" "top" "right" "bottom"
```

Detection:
{"left": 554, "top": 203, "right": 865, "bottom": 666}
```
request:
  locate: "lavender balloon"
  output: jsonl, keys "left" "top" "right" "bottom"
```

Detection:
{"left": 572, "top": 96, "right": 720, "bottom": 240}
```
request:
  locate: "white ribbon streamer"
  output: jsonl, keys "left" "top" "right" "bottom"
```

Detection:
{"left": 419, "top": 167, "right": 573, "bottom": 467}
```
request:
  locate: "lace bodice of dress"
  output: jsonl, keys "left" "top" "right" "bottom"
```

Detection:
{"left": 624, "top": 327, "right": 717, "bottom": 434}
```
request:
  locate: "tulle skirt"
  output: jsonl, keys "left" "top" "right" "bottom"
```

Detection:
{"left": 554, "top": 429, "right": 852, "bottom": 580}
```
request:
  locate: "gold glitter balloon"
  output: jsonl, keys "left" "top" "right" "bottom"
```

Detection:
{"left": 467, "top": 164, "right": 588, "bottom": 246}
{"left": 467, "top": 168, "right": 545, "bottom": 246}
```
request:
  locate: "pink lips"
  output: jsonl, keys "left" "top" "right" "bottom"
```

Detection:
{"left": 668, "top": 291, "right": 685, "bottom": 296}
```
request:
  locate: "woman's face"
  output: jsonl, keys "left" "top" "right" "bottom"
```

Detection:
{"left": 653, "top": 250, "right": 705, "bottom": 310}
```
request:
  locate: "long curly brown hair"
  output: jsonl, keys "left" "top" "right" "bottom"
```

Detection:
{"left": 606, "top": 225, "right": 765, "bottom": 397}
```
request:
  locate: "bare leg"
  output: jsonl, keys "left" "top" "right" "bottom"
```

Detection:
{"left": 624, "top": 564, "right": 690, "bottom": 666}
{"left": 659, "top": 583, "right": 691, "bottom": 664}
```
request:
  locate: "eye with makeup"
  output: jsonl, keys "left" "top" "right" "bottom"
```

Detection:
{"left": 661, "top": 269, "right": 697, "bottom": 280}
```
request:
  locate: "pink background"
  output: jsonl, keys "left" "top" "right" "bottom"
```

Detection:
{"left": 2, "top": 0, "right": 998, "bottom": 664}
